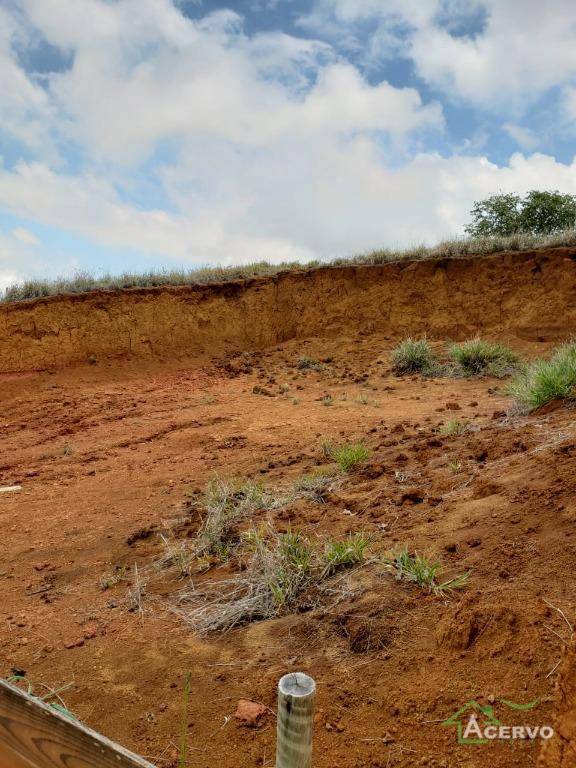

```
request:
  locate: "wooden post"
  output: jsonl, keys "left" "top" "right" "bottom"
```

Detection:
{"left": 275, "top": 672, "right": 315, "bottom": 768}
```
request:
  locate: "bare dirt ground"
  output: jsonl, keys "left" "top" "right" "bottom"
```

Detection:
{"left": 1, "top": 332, "right": 576, "bottom": 768}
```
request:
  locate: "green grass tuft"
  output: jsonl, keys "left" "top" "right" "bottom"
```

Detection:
{"left": 390, "top": 337, "right": 437, "bottom": 375}
{"left": 507, "top": 342, "right": 576, "bottom": 411}
{"left": 322, "top": 533, "right": 370, "bottom": 577}
{"left": 328, "top": 442, "right": 371, "bottom": 472}
{"left": 448, "top": 338, "right": 519, "bottom": 377}
{"left": 384, "top": 547, "right": 470, "bottom": 596}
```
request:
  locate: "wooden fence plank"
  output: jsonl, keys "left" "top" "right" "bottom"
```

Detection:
{"left": 0, "top": 678, "right": 156, "bottom": 768}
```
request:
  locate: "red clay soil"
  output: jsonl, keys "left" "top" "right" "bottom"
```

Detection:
{"left": 2, "top": 247, "right": 576, "bottom": 372}
{"left": 1, "top": 250, "right": 576, "bottom": 767}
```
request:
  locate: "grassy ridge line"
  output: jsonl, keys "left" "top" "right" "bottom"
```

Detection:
{"left": 5, "top": 228, "right": 576, "bottom": 304}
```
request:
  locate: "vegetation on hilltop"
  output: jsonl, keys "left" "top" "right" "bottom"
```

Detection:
{"left": 3, "top": 228, "right": 576, "bottom": 304}
{"left": 465, "top": 191, "right": 576, "bottom": 237}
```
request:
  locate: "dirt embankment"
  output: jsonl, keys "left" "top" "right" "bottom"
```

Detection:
{"left": 2, "top": 247, "right": 576, "bottom": 373}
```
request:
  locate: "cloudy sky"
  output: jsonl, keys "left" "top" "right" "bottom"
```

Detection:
{"left": 2, "top": 0, "right": 576, "bottom": 289}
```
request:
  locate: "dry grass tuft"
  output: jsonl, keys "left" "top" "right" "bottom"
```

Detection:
{"left": 176, "top": 526, "right": 370, "bottom": 633}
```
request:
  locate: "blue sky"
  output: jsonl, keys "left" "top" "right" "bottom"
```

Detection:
{"left": 1, "top": 0, "right": 576, "bottom": 290}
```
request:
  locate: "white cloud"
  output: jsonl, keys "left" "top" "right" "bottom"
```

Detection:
{"left": 0, "top": 227, "right": 56, "bottom": 291}
{"left": 305, "top": 0, "right": 576, "bottom": 110}
{"left": 17, "top": 0, "right": 440, "bottom": 165}
{"left": 1, "top": 0, "right": 575, "bottom": 284}
{"left": 0, "top": 5, "right": 56, "bottom": 157}
{"left": 2, "top": 150, "right": 576, "bottom": 272}
{"left": 0, "top": 162, "right": 316, "bottom": 265}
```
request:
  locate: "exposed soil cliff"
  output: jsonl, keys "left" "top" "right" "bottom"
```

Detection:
{"left": 2, "top": 247, "right": 576, "bottom": 372}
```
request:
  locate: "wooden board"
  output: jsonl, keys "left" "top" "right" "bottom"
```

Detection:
{"left": 0, "top": 678, "right": 156, "bottom": 768}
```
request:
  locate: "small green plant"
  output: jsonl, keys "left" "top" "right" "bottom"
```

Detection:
{"left": 329, "top": 442, "right": 371, "bottom": 472}
{"left": 391, "top": 338, "right": 437, "bottom": 375}
{"left": 438, "top": 419, "right": 469, "bottom": 437}
{"left": 384, "top": 548, "right": 469, "bottom": 596}
{"left": 292, "top": 397, "right": 300, "bottom": 405}
{"left": 448, "top": 338, "right": 518, "bottom": 377}
{"left": 322, "top": 533, "right": 370, "bottom": 577}
{"left": 279, "top": 531, "right": 314, "bottom": 576}
{"left": 507, "top": 342, "right": 576, "bottom": 411}
{"left": 279, "top": 383, "right": 290, "bottom": 394}
{"left": 448, "top": 459, "right": 462, "bottom": 473}
{"left": 321, "top": 394, "right": 334, "bottom": 406}
{"left": 296, "top": 356, "right": 324, "bottom": 371}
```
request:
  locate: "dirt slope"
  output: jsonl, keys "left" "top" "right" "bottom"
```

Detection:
{"left": 2, "top": 247, "right": 576, "bottom": 373}
{"left": 1, "top": 249, "right": 576, "bottom": 767}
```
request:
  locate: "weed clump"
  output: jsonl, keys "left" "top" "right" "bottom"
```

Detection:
{"left": 391, "top": 338, "right": 437, "bottom": 375}
{"left": 178, "top": 527, "right": 370, "bottom": 632}
{"left": 507, "top": 342, "right": 576, "bottom": 411}
{"left": 157, "top": 478, "right": 290, "bottom": 576}
{"left": 383, "top": 547, "right": 469, "bottom": 596}
{"left": 448, "top": 338, "right": 518, "bottom": 377}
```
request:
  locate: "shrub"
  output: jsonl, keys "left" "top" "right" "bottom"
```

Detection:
{"left": 329, "top": 442, "right": 371, "bottom": 472}
{"left": 383, "top": 548, "right": 470, "bottom": 596}
{"left": 448, "top": 338, "right": 518, "bottom": 377}
{"left": 391, "top": 338, "right": 436, "bottom": 375}
{"left": 507, "top": 342, "right": 576, "bottom": 411}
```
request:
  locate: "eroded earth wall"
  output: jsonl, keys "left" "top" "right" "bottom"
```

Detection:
{"left": 1, "top": 248, "right": 576, "bottom": 372}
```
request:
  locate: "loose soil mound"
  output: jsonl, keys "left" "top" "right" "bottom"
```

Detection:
{"left": 1, "top": 249, "right": 576, "bottom": 767}
{"left": 1, "top": 247, "right": 576, "bottom": 373}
